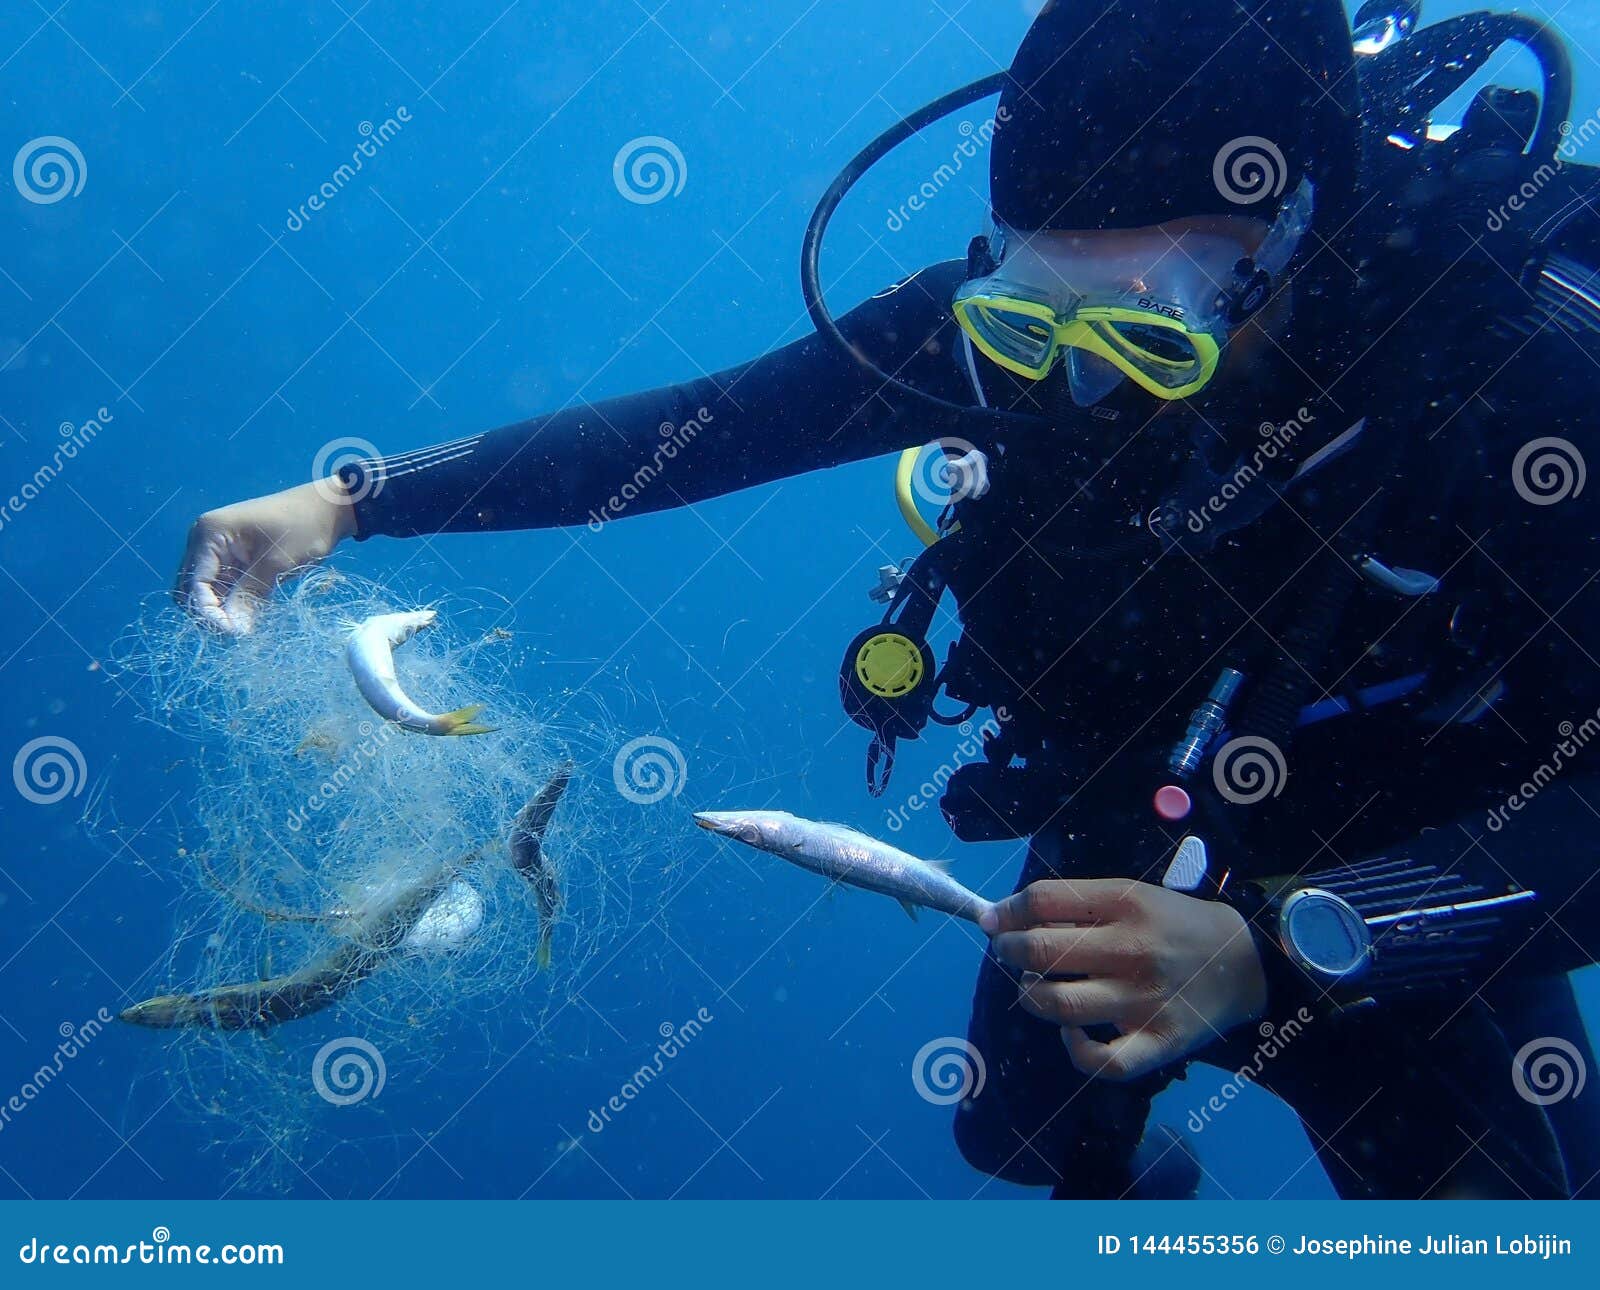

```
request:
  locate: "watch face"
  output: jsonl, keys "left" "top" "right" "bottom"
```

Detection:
{"left": 1281, "top": 889, "right": 1373, "bottom": 980}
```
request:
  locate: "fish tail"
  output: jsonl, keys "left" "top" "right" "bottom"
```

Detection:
{"left": 439, "top": 703, "right": 497, "bottom": 736}
{"left": 535, "top": 928, "right": 553, "bottom": 971}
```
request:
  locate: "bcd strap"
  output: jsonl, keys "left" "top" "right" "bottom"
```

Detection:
{"left": 1232, "top": 409, "right": 1411, "bottom": 759}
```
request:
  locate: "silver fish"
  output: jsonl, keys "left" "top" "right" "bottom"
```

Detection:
{"left": 694, "top": 809, "right": 993, "bottom": 924}
{"left": 345, "top": 610, "right": 494, "bottom": 736}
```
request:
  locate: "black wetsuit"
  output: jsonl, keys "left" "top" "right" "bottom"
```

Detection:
{"left": 346, "top": 168, "right": 1600, "bottom": 1198}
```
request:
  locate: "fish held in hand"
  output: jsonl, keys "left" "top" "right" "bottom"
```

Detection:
{"left": 695, "top": 809, "right": 994, "bottom": 924}
{"left": 345, "top": 609, "right": 494, "bottom": 736}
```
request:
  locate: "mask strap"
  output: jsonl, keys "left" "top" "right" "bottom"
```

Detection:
{"left": 1216, "top": 176, "right": 1315, "bottom": 326}
{"left": 965, "top": 234, "right": 998, "bottom": 278}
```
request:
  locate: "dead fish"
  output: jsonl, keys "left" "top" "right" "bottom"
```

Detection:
{"left": 509, "top": 762, "right": 576, "bottom": 970}
{"left": 120, "top": 857, "right": 458, "bottom": 1031}
{"left": 345, "top": 610, "right": 493, "bottom": 736}
{"left": 695, "top": 809, "right": 994, "bottom": 924}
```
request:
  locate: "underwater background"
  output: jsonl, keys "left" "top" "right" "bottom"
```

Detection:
{"left": 2, "top": 0, "right": 1597, "bottom": 1199}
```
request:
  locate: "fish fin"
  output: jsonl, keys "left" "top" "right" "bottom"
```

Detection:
{"left": 898, "top": 899, "right": 920, "bottom": 922}
{"left": 925, "top": 857, "right": 953, "bottom": 873}
{"left": 535, "top": 929, "right": 553, "bottom": 971}
{"left": 440, "top": 704, "right": 496, "bottom": 736}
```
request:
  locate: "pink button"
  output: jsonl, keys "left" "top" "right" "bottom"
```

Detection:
{"left": 1153, "top": 784, "right": 1192, "bottom": 821}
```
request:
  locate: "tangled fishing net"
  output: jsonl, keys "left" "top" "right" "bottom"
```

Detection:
{"left": 103, "top": 568, "right": 690, "bottom": 1192}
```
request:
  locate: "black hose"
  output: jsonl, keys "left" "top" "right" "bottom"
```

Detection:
{"left": 798, "top": 72, "right": 1041, "bottom": 436}
{"left": 1500, "top": 13, "right": 1576, "bottom": 163}
{"left": 1366, "top": 11, "right": 1574, "bottom": 162}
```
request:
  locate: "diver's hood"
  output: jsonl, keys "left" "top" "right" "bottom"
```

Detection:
{"left": 988, "top": 0, "right": 1359, "bottom": 233}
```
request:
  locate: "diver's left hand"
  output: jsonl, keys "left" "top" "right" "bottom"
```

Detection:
{"left": 980, "top": 879, "right": 1268, "bottom": 1082}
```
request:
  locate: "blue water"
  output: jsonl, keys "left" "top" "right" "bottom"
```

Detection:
{"left": 2, "top": 1, "right": 1597, "bottom": 1199}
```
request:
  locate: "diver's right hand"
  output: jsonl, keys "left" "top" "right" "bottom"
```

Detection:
{"left": 176, "top": 480, "right": 357, "bottom": 634}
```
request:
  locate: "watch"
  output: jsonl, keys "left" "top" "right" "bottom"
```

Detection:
{"left": 1275, "top": 887, "right": 1374, "bottom": 986}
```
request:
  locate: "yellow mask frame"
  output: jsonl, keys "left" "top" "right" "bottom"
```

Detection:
{"left": 952, "top": 291, "right": 1222, "bottom": 399}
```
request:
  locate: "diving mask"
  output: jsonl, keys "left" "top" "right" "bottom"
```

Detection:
{"left": 953, "top": 179, "right": 1314, "bottom": 401}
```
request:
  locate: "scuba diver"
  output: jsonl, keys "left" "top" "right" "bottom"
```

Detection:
{"left": 177, "top": 0, "right": 1600, "bottom": 1198}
